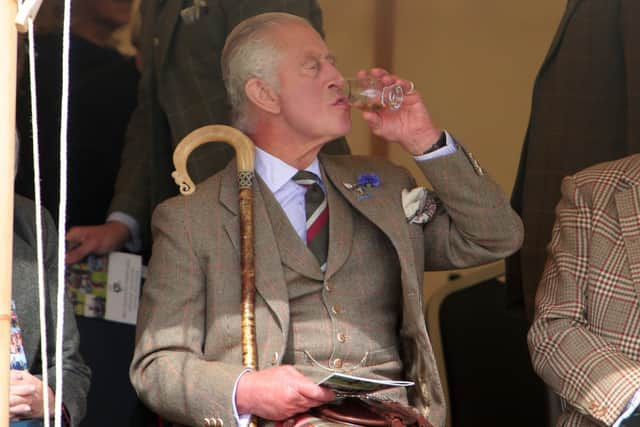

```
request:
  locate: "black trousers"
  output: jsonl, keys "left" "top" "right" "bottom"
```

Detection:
{"left": 621, "top": 412, "right": 640, "bottom": 427}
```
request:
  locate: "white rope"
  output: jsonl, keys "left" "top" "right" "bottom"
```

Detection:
{"left": 55, "top": 0, "right": 73, "bottom": 425}
{"left": 16, "top": 0, "right": 67, "bottom": 425}
{"left": 25, "top": 13, "right": 52, "bottom": 427}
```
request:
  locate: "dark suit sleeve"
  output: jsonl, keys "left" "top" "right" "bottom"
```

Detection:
{"left": 42, "top": 208, "right": 91, "bottom": 426}
{"left": 108, "top": 93, "right": 151, "bottom": 232}
{"left": 107, "top": 0, "right": 153, "bottom": 241}
{"left": 620, "top": 0, "right": 640, "bottom": 152}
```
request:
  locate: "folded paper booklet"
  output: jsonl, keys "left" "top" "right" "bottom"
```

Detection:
{"left": 318, "top": 372, "right": 414, "bottom": 395}
{"left": 66, "top": 251, "right": 142, "bottom": 325}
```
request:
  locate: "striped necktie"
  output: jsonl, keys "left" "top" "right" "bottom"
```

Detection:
{"left": 293, "top": 170, "right": 329, "bottom": 271}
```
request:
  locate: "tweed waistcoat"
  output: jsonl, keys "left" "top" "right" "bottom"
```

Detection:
{"left": 260, "top": 173, "right": 407, "bottom": 402}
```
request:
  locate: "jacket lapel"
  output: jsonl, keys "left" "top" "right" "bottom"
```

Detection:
{"left": 539, "top": 0, "right": 581, "bottom": 75}
{"left": 219, "top": 164, "right": 290, "bottom": 333}
{"left": 12, "top": 237, "right": 39, "bottom": 368}
{"left": 320, "top": 155, "right": 417, "bottom": 281}
{"left": 322, "top": 168, "right": 354, "bottom": 279}
{"left": 615, "top": 162, "right": 640, "bottom": 301}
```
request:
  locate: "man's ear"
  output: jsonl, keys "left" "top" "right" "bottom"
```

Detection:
{"left": 245, "top": 78, "right": 280, "bottom": 114}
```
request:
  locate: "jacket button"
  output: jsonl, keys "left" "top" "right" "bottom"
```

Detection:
{"left": 337, "top": 332, "right": 346, "bottom": 343}
{"left": 331, "top": 304, "right": 342, "bottom": 315}
{"left": 271, "top": 352, "right": 279, "bottom": 365}
{"left": 217, "top": 418, "right": 224, "bottom": 427}
{"left": 333, "top": 358, "right": 343, "bottom": 368}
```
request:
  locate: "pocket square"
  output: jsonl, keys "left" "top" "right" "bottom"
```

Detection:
{"left": 402, "top": 187, "right": 438, "bottom": 224}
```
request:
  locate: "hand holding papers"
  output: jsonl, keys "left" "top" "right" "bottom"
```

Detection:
{"left": 318, "top": 372, "right": 414, "bottom": 397}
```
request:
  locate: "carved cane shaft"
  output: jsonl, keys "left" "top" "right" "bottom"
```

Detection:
{"left": 172, "top": 125, "right": 258, "bottom": 426}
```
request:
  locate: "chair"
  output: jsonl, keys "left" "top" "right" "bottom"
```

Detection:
{"left": 425, "top": 262, "right": 547, "bottom": 427}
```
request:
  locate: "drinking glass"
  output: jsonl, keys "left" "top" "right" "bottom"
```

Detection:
{"left": 342, "top": 77, "right": 406, "bottom": 111}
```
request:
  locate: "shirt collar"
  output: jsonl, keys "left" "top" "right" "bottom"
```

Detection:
{"left": 255, "top": 146, "right": 322, "bottom": 193}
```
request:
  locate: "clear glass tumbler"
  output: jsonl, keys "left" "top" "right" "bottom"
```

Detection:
{"left": 342, "top": 77, "right": 405, "bottom": 111}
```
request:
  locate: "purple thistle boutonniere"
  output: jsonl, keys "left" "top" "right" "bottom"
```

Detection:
{"left": 357, "top": 173, "right": 381, "bottom": 188}
{"left": 343, "top": 173, "right": 381, "bottom": 201}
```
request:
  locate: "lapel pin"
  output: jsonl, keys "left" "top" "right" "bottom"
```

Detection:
{"left": 343, "top": 173, "right": 381, "bottom": 201}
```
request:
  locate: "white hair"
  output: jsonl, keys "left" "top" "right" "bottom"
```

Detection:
{"left": 221, "top": 13, "right": 311, "bottom": 132}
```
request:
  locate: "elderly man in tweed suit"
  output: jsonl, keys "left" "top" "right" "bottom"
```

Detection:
{"left": 529, "top": 155, "right": 640, "bottom": 427}
{"left": 130, "top": 12, "right": 523, "bottom": 427}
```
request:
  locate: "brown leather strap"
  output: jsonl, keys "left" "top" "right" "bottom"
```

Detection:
{"left": 313, "top": 397, "right": 434, "bottom": 427}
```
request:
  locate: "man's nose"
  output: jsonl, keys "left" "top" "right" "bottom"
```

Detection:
{"left": 327, "top": 65, "right": 345, "bottom": 88}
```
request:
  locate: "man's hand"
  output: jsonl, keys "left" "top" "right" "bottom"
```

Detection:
{"left": 9, "top": 370, "right": 55, "bottom": 420}
{"left": 65, "top": 222, "right": 130, "bottom": 264}
{"left": 357, "top": 68, "right": 441, "bottom": 155}
{"left": 236, "top": 366, "right": 335, "bottom": 420}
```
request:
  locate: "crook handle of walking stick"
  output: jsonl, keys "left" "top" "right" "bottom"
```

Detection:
{"left": 172, "top": 125, "right": 255, "bottom": 194}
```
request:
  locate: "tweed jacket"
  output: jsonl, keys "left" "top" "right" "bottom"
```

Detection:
{"left": 12, "top": 195, "right": 91, "bottom": 426}
{"left": 130, "top": 147, "right": 523, "bottom": 427}
{"left": 528, "top": 155, "right": 640, "bottom": 427}
{"left": 507, "top": 0, "right": 640, "bottom": 320}
{"left": 108, "top": 0, "right": 349, "bottom": 248}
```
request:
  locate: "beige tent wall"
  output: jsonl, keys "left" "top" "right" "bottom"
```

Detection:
{"left": 319, "top": 0, "right": 566, "bottom": 292}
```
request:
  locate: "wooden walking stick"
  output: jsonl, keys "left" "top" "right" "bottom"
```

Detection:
{"left": 1, "top": 2, "right": 18, "bottom": 426}
{"left": 172, "top": 125, "right": 258, "bottom": 427}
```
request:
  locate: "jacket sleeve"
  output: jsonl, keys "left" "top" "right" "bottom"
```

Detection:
{"left": 42, "top": 208, "right": 91, "bottom": 427}
{"left": 130, "top": 200, "right": 246, "bottom": 426}
{"left": 528, "top": 174, "right": 640, "bottom": 425}
{"left": 417, "top": 145, "right": 524, "bottom": 270}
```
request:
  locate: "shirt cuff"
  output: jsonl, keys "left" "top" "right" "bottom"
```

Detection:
{"left": 613, "top": 389, "right": 640, "bottom": 427}
{"left": 107, "top": 212, "right": 142, "bottom": 253}
{"left": 413, "top": 130, "right": 457, "bottom": 161}
{"left": 233, "top": 368, "right": 254, "bottom": 427}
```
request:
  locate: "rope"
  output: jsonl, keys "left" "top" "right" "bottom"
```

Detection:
{"left": 15, "top": 0, "right": 68, "bottom": 425}
{"left": 25, "top": 12, "right": 51, "bottom": 427}
{"left": 55, "top": 0, "right": 73, "bottom": 425}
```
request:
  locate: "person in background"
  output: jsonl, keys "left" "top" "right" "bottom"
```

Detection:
{"left": 507, "top": 3, "right": 640, "bottom": 423}
{"left": 507, "top": 0, "right": 640, "bottom": 322}
{"left": 11, "top": 193, "right": 91, "bottom": 427}
{"left": 14, "top": 1, "right": 140, "bottom": 425}
{"left": 15, "top": 0, "right": 139, "bottom": 228}
{"left": 13, "top": 34, "right": 90, "bottom": 418}
{"left": 529, "top": 154, "right": 640, "bottom": 427}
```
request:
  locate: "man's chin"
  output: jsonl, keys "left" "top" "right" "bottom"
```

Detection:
{"left": 334, "top": 122, "right": 352, "bottom": 139}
